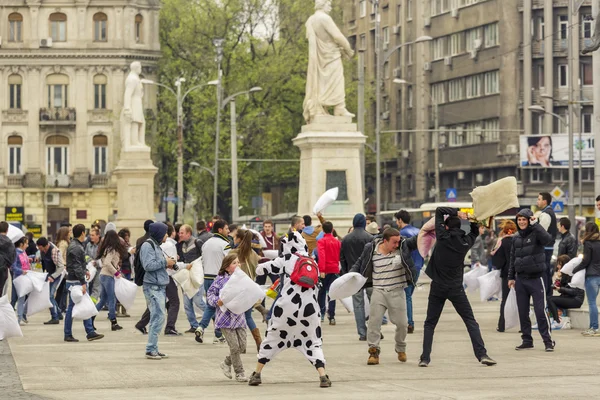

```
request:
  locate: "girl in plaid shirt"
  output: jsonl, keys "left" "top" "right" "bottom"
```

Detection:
{"left": 207, "top": 254, "right": 248, "bottom": 382}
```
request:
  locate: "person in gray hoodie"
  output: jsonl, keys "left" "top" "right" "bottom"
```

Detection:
{"left": 141, "top": 222, "right": 175, "bottom": 359}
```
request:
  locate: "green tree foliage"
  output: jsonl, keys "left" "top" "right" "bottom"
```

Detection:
{"left": 155, "top": 0, "right": 330, "bottom": 221}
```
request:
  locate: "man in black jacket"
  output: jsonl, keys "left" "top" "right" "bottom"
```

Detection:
{"left": 508, "top": 209, "right": 554, "bottom": 352}
{"left": 340, "top": 214, "right": 376, "bottom": 340}
{"left": 419, "top": 207, "right": 496, "bottom": 367}
{"left": 557, "top": 218, "right": 578, "bottom": 259}
{"left": 63, "top": 224, "right": 104, "bottom": 343}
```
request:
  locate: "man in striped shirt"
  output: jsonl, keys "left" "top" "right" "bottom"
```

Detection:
{"left": 351, "top": 228, "right": 417, "bottom": 365}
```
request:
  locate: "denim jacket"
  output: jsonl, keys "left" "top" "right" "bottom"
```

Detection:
{"left": 140, "top": 238, "right": 169, "bottom": 286}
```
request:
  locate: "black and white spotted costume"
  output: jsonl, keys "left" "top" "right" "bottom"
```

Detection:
{"left": 255, "top": 231, "right": 326, "bottom": 369}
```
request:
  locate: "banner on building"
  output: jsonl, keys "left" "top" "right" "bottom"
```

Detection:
{"left": 27, "top": 225, "right": 42, "bottom": 238}
{"left": 520, "top": 134, "right": 595, "bottom": 167}
{"left": 5, "top": 207, "right": 24, "bottom": 223}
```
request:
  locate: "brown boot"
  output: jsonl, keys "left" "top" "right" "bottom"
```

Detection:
{"left": 367, "top": 347, "right": 380, "bottom": 365}
{"left": 397, "top": 352, "right": 407, "bottom": 362}
{"left": 251, "top": 328, "right": 262, "bottom": 352}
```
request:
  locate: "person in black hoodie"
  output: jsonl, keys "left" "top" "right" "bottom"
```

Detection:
{"left": 572, "top": 222, "right": 600, "bottom": 336}
{"left": 491, "top": 220, "right": 517, "bottom": 332}
{"left": 547, "top": 255, "right": 585, "bottom": 327}
{"left": 508, "top": 208, "right": 554, "bottom": 352}
{"left": 419, "top": 207, "right": 496, "bottom": 367}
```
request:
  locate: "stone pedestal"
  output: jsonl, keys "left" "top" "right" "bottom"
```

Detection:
{"left": 293, "top": 116, "right": 366, "bottom": 236}
{"left": 114, "top": 147, "right": 157, "bottom": 240}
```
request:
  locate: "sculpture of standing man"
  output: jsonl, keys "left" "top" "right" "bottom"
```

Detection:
{"left": 121, "top": 61, "right": 147, "bottom": 150}
{"left": 303, "top": 0, "right": 355, "bottom": 124}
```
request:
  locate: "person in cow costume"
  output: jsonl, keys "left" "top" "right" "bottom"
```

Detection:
{"left": 248, "top": 231, "right": 331, "bottom": 388}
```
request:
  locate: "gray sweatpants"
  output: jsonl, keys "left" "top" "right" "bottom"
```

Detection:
{"left": 367, "top": 287, "right": 408, "bottom": 353}
{"left": 221, "top": 328, "right": 247, "bottom": 374}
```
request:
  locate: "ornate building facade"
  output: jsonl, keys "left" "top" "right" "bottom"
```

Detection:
{"left": 0, "top": 0, "right": 160, "bottom": 239}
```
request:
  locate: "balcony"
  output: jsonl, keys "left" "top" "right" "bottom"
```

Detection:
{"left": 39, "top": 108, "right": 76, "bottom": 125}
{"left": 91, "top": 175, "right": 109, "bottom": 187}
{"left": 6, "top": 175, "right": 23, "bottom": 187}
{"left": 46, "top": 174, "right": 71, "bottom": 188}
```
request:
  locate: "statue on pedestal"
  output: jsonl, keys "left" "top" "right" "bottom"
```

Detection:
{"left": 303, "top": 0, "right": 355, "bottom": 124}
{"left": 121, "top": 61, "right": 147, "bottom": 150}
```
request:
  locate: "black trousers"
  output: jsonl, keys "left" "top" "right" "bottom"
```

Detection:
{"left": 497, "top": 276, "right": 510, "bottom": 331}
{"left": 515, "top": 277, "right": 552, "bottom": 345}
{"left": 0, "top": 268, "right": 8, "bottom": 297}
{"left": 547, "top": 295, "right": 583, "bottom": 322}
{"left": 421, "top": 282, "right": 488, "bottom": 363}
{"left": 137, "top": 277, "right": 180, "bottom": 331}
{"left": 544, "top": 249, "right": 554, "bottom": 297}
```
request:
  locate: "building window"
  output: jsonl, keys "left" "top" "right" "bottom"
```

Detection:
{"left": 449, "top": 127, "right": 464, "bottom": 147}
{"left": 46, "top": 135, "right": 69, "bottom": 176}
{"left": 432, "top": 37, "right": 446, "bottom": 60}
{"left": 559, "top": 15, "right": 568, "bottom": 39}
{"left": 49, "top": 13, "right": 67, "bottom": 42}
{"left": 538, "top": 65, "right": 545, "bottom": 89}
{"left": 407, "top": 0, "right": 412, "bottom": 21}
{"left": 407, "top": 86, "right": 413, "bottom": 108}
{"left": 465, "top": 122, "right": 482, "bottom": 145}
{"left": 466, "top": 75, "right": 481, "bottom": 98}
{"left": 8, "top": 136, "right": 22, "bottom": 175}
{"left": 9, "top": 13, "right": 23, "bottom": 42}
{"left": 583, "top": 15, "right": 593, "bottom": 38}
{"left": 538, "top": 17, "right": 545, "bottom": 40}
{"left": 483, "top": 119, "right": 500, "bottom": 142}
{"left": 484, "top": 71, "right": 498, "bottom": 95}
{"left": 431, "top": 82, "right": 446, "bottom": 104}
{"left": 535, "top": 114, "right": 544, "bottom": 135}
{"left": 484, "top": 23, "right": 498, "bottom": 47}
{"left": 46, "top": 74, "right": 69, "bottom": 108}
{"left": 93, "top": 135, "right": 108, "bottom": 175}
{"left": 466, "top": 28, "right": 481, "bottom": 51}
{"left": 135, "top": 14, "right": 143, "bottom": 43}
{"left": 8, "top": 74, "right": 22, "bottom": 109}
{"left": 93, "top": 74, "right": 107, "bottom": 109}
{"left": 582, "top": 63, "right": 593, "bottom": 86}
{"left": 449, "top": 33, "right": 462, "bottom": 55}
{"left": 552, "top": 169, "right": 568, "bottom": 183}
{"left": 582, "top": 168, "right": 594, "bottom": 182}
{"left": 530, "top": 169, "right": 543, "bottom": 183}
{"left": 93, "top": 13, "right": 108, "bottom": 42}
{"left": 383, "top": 27, "right": 390, "bottom": 45}
{"left": 406, "top": 43, "right": 413, "bottom": 64}
{"left": 448, "top": 78, "right": 464, "bottom": 102}
{"left": 583, "top": 113, "right": 592, "bottom": 133}
{"left": 559, "top": 64, "right": 568, "bottom": 87}
{"left": 359, "top": 34, "right": 366, "bottom": 50}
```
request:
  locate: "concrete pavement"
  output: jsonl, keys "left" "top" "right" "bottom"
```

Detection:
{"left": 4, "top": 279, "right": 600, "bottom": 400}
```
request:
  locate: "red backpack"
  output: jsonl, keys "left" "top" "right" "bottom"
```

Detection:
{"left": 290, "top": 255, "right": 319, "bottom": 288}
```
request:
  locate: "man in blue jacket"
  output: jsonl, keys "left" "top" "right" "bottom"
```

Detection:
{"left": 395, "top": 210, "right": 424, "bottom": 334}
{"left": 141, "top": 222, "right": 175, "bottom": 359}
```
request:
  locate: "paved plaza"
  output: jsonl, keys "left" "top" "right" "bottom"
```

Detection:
{"left": 3, "top": 277, "right": 599, "bottom": 400}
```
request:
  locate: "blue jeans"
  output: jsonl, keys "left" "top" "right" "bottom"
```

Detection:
{"left": 245, "top": 308, "right": 257, "bottom": 331}
{"left": 95, "top": 275, "right": 117, "bottom": 320}
{"left": 143, "top": 284, "right": 166, "bottom": 353}
{"left": 64, "top": 282, "right": 95, "bottom": 338}
{"left": 197, "top": 278, "right": 222, "bottom": 337}
{"left": 183, "top": 286, "right": 206, "bottom": 329}
{"left": 49, "top": 278, "right": 61, "bottom": 320}
{"left": 17, "top": 295, "right": 27, "bottom": 322}
{"left": 585, "top": 276, "right": 600, "bottom": 330}
{"left": 318, "top": 274, "right": 338, "bottom": 320}
{"left": 405, "top": 269, "right": 421, "bottom": 327}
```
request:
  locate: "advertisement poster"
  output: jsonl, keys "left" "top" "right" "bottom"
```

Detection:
{"left": 520, "top": 134, "right": 595, "bottom": 167}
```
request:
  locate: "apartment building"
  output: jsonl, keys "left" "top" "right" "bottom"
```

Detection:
{"left": 343, "top": 0, "right": 597, "bottom": 216}
{"left": 0, "top": 1, "right": 161, "bottom": 238}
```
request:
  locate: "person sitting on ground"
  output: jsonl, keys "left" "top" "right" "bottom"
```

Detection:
{"left": 547, "top": 255, "right": 584, "bottom": 329}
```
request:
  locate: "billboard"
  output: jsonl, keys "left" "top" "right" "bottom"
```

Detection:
{"left": 520, "top": 134, "right": 595, "bottom": 167}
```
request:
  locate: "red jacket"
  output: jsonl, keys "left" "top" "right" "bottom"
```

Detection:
{"left": 317, "top": 233, "right": 341, "bottom": 274}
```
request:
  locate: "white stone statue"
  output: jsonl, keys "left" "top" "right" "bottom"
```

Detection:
{"left": 121, "top": 61, "right": 147, "bottom": 150}
{"left": 303, "top": 0, "right": 355, "bottom": 124}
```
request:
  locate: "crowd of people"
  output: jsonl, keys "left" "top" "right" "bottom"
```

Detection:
{"left": 1, "top": 192, "right": 600, "bottom": 387}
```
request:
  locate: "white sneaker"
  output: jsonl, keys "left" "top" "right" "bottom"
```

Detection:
{"left": 235, "top": 373, "right": 249, "bottom": 382}
{"left": 220, "top": 361, "right": 232, "bottom": 379}
{"left": 213, "top": 336, "right": 226, "bottom": 344}
{"left": 582, "top": 328, "right": 600, "bottom": 337}
{"left": 19, "top": 320, "right": 26, "bottom": 326}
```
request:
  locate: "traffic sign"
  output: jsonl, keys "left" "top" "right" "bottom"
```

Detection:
{"left": 446, "top": 188, "right": 457, "bottom": 202}
{"left": 551, "top": 186, "right": 565, "bottom": 200}
{"left": 551, "top": 201, "right": 564, "bottom": 213}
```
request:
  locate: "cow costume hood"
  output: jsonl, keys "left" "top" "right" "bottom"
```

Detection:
{"left": 281, "top": 231, "right": 309, "bottom": 257}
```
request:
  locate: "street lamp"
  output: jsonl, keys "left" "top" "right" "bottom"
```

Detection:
{"left": 373, "top": 0, "right": 430, "bottom": 222}
{"left": 141, "top": 78, "right": 218, "bottom": 222}
{"left": 528, "top": 105, "right": 575, "bottom": 233}
{"left": 221, "top": 87, "right": 263, "bottom": 223}
{"left": 394, "top": 78, "right": 440, "bottom": 202}
{"left": 213, "top": 38, "right": 225, "bottom": 217}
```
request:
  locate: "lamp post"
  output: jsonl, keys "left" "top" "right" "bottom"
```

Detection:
{"left": 528, "top": 105, "right": 575, "bottom": 233}
{"left": 221, "top": 87, "right": 262, "bottom": 223}
{"left": 394, "top": 78, "right": 439, "bottom": 202}
{"left": 213, "top": 38, "right": 225, "bottom": 217}
{"left": 372, "top": 0, "right": 431, "bottom": 222}
{"left": 141, "top": 78, "right": 218, "bottom": 223}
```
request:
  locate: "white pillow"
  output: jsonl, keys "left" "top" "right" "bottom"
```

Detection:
{"left": 26, "top": 282, "right": 53, "bottom": 317}
{"left": 27, "top": 271, "right": 48, "bottom": 293}
{"left": 220, "top": 268, "right": 265, "bottom": 314}
{"left": 13, "top": 275, "right": 34, "bottom": 298}
{"left": 561, "top": 256, "right": 583, "bottom": 276}
{"left": 0, "top": 295, "right": 23, "bottom": 340}
{"left": 72, "top": 293, "right": 99, "bottom": 320}
{"left": 328, "top": 272, "right": 367, "bottom": 300}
